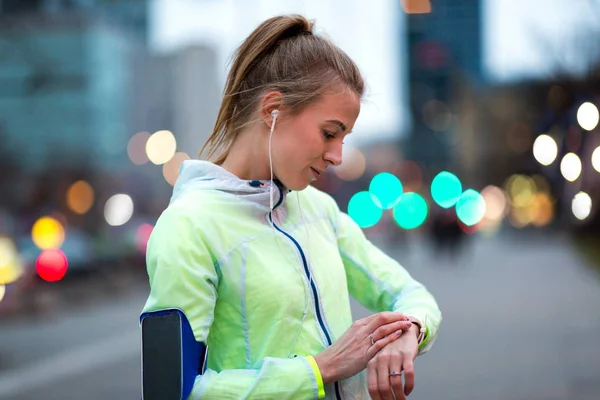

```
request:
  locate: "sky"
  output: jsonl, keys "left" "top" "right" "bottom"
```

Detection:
{"left": 149, "top": 0, "right": 407, "bottom": 145}
{"left": 149, "top": 0, "right": 598, "bottom": 144}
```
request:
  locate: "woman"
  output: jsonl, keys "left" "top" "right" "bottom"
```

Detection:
{"left": 141, "top": 14, "right": 441, "bottom": 400}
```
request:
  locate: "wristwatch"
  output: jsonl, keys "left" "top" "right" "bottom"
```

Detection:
{"left": 407, "top": 314, "right": 427, "bottom": 345}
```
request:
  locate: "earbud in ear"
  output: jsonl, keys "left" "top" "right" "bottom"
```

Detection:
{"left": 271, "top": 109, "right": 279, "bottom": 119}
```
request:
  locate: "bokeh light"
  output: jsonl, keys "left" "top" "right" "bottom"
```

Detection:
{"left": 334, "top": 146, "right": 367, "bottom": 181}
{"left": 572, "top": 192, "right": 592, "bottom": 220}
{"left": 66, "top": 180, "right": 95, "bottom": 215}
{"left": 348, "top": 191, "right": 383, "bottom": 229}
{"left": 104, "top": 194, "right": 134, "bottom": 227}
{"left": 0, "top": 237, "right": 23, "bottom": 285}
{"left": 369, "top": 172, "right": 403, "bottom": 209}
{"left": 32, "top": 217, "right": 65, "bottom": 250}
{"left": 36, "top": 249, "right": 68, "bottom": 282}
{"left": 532, "top": 134, "right": 558, "bottom": 166}
{"left": 146, "top": 130, "right": 177, "bottom": 165}
{"left": 576, "top": 102, "right": 599, "bottom": 131}
{"left": 135, "top": 224, "right": 154, "bottom": 254}
{"left": 401, "top": 0, "right": 432, "bottom": 14}
{"left": 456, "top": 189, "right": 486, "bottom": 226}
{"left": 431, "top": 171, "right": 462, "bottom": 208}
{"left": 481, "top": 185, "right": 507, "bottom": 221}
{"left": 393, "top": 192, "right": 428, "bottom": 230}
{"left": 504, "top": 174, "right": 535, "bottom": 208}
{"left": 531, "top": 174, "right": 552, "bottom": 195}
{"left": 530, "top": 193, "right": 554, "bottom": 227}
{"left": 163, "top": 152, "right": 191, "bottom": 186}
{"left": 127, "top": 131, "right": 151, "bottom": 165}
{"left": 509, "top": 206, "right": 532, "bottom": 228}
{"left": 591, "top": 146, "right": 600, "bottom": 173}
{"left": 0, "top": 284, "right": 5, "bottom": 303}
{"left": 560, "top": 153, "right": 582, "bottom": 182}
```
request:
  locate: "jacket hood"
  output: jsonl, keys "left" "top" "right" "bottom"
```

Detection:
{"left": 170, "top": 160, "right": 287, "bottom": 211}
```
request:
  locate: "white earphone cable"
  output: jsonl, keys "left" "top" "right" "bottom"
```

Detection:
{"left": 267, "top": 110, "right": 311, "bottom": 357}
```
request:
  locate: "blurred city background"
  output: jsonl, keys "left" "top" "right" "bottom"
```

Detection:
{"left": 1, "top": 0, "right": 600, "bottom": 399}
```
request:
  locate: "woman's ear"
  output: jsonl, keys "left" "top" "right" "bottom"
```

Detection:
{"left": 260, "top": 91, "right": 284, "bottom": 128}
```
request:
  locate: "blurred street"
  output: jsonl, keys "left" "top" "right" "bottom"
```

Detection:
{"left": 1, "top": 232, "right": 599, "bottom": 400}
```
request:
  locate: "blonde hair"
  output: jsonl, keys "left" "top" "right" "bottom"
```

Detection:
{"left": 199, "top": 14, "right": 365, "bottom": 164}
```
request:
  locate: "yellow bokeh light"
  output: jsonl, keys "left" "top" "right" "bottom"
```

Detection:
{"left": 163, "top": 152, "right": 191, "bottom": 186}
{"left": 0, "top": 237, "right": 23, "bottom": 285}
{"left": 66, "top": 180, "right": 95, "bottom": 215}
{"left": 128, "top": 131, "right": 151, "bottom": 165}
{"left": 530, "top": 193, "right": 554, "bottom": 227}
{"left": 146, "top": 130, "right": 177, "bottom": 165}
{"left": 531, "top": 174, "right": 551, "bottom": 195}
{"left": 506, "top": 175, "right": 536, "bottom": 208}
{"left": 32, "top": 216, "right": 65, "bottom": 250}
{"left": 509, "top": 207, "right": 532, "bottom": 228}
{"left": 334, "top": 147, "right": 367, "bottom": 181}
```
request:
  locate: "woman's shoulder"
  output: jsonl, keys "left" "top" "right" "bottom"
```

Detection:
{"left": 158, "top": 189, "right": 237, "bottom": 228}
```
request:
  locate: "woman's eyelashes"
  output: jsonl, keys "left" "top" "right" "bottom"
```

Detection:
{"left": 322, "top": 130, "right": 345, "bottom": 144}
{"left": 322, "top": 130, "right": 336, "bottom": 140}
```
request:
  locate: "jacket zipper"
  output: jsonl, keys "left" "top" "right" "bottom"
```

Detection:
{"left": 269, "top": 188, "right": 343, "bottom": 400}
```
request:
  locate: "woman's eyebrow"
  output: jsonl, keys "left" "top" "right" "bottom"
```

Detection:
{"left": 326, "top": 119, "right": 347, "bottom": 132}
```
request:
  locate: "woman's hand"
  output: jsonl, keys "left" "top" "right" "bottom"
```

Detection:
{"left": 313, "top": 312, "right": 413, "bottom": 384}
{"left": 367, "top": 324, "right": 420, "bottom": 400}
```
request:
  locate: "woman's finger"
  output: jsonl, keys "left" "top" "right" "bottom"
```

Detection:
{"left": 367, "top": 329, "right": 402, "bottom": 358}
{"left": 389, "top": 358, "right": 405, "bottom": 400}
{"left": 377, "top": 353, "right": 395, "bottom": 400}
{"left": 364, "top": 312, "right": 409, "bottom": 333}
{"left": 371, "top": 320, "right": 412, "bottom": 341}
{"left": 402, "top": 359, "right": 416, "bottom": 396}
{"left": 367, "top": 360, "right": 382, "bottom": 400}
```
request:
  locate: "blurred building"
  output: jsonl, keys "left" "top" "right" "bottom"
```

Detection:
{"left": 169, "top": 46, "right": 221, "bottom": 157}
{"left": 404, "top": 0, "right": 484, "bottom": 176}
{"left": 0, "top": 0, "right": 148, "bottom": 43}
{"left": 0, "top": 12, "right": 142, "bottom": 174}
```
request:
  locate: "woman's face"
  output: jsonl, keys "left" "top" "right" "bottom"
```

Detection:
{"left": 271, "top": 90, "right": 361, "bottom": 191}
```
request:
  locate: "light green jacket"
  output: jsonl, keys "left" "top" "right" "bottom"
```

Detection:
{"left": 142, "top": 160, "right": 441, "bottom": 400}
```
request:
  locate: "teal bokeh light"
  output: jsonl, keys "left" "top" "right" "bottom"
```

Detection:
{"left": 456, "top": 189, "right": 486, "bottom": 226}
{"left": 369, "top": 172, "right": 403, "bottom": 209}
{"left": 393, "top": 192, "right": 428, "bottom": 230}
{"left": 431, "top": 171, "right": 462, "bottom": 208}
{"left": 348, "top": 191, "right": 383, "bottom": 228}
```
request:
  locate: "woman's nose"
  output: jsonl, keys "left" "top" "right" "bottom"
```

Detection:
{"left": 324, "top": 145, "right": 343, "bottom": 167}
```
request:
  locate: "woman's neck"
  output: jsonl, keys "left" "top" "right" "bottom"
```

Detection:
{"left": 220, "top": 128, "right": 271, "bottom": 181}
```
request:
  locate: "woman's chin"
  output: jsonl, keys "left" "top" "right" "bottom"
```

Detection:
{"left": 282, "top": 177, "right": 311, "bottom": 192}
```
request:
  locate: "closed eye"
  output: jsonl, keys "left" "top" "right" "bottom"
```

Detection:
{"left": 322, "top": 130, "right": 336, "bottom": 140}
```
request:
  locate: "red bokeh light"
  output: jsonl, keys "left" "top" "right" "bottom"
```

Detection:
{"left": 36, "top": 249, "right": 68, "bottom": 282}
{"left": 458, "top": 219, "right": 480, "bottom": 235}
{"left": 135, "top": 224, "right": 154, "bottom": 254}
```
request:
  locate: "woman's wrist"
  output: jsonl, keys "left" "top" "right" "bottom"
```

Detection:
{"left": 313, "top": 353, "right": 335, "bottom": 384}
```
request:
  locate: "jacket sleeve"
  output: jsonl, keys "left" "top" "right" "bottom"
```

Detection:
{"left": 142, "top": 200, "right": 326, "bottom": 399}
{"left": 335, "top": 210, "right": 442, "bottom": 355}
